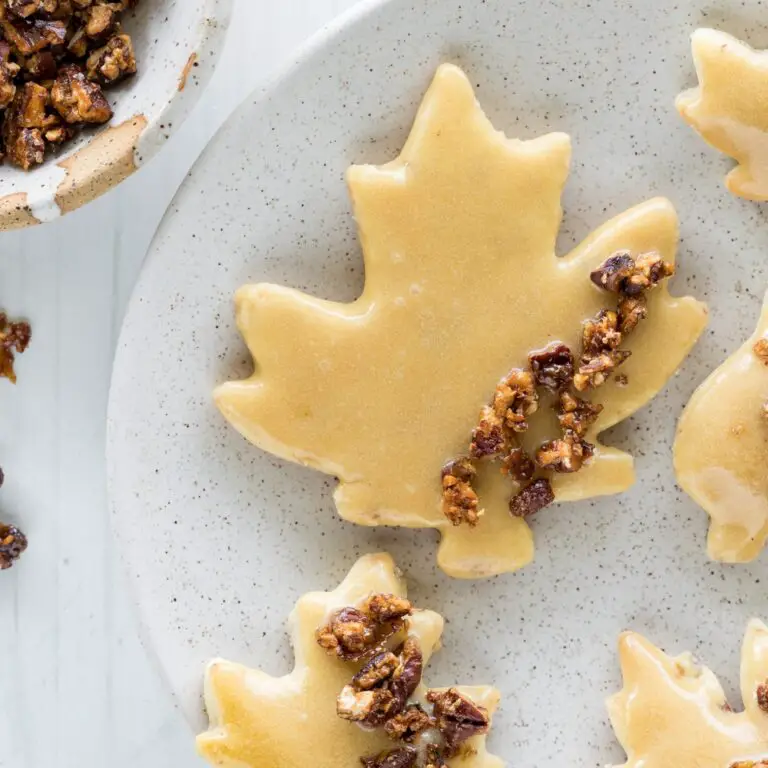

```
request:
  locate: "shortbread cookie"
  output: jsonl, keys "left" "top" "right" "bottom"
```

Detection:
{"left": 675, "top": 291, "right": 768, "bottom": 562}
{"left": 216, "top": 64, "right": 707, "bottom": 578}
{"left": 197, "top": 553, "right": 503, "bottom": 768}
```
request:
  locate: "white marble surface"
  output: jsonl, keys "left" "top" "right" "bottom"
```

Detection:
{"left": 0, "top": 1, "right": 358, "bottom": 765}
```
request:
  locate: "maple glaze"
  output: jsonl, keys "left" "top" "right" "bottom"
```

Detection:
{"left": 608, "top": 621, "right": 768, "bottom": 768}
{"left": 674, "top": 292, "right": 768, "bottom": 562}
{"left": 215, "top": 64, "right": 707, "bottom": 578}
{"left": 678, "top": 29, "right": 768, "bottom": 201}
{"left": 197, "top": 553, "right": 502, "bottom": 768}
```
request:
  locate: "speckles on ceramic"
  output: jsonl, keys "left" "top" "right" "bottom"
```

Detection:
{"left": 0, "top": 0, "right": 233, "bottom": 232}
{"left": 109, "top": 0, "right": 768, "bottom": 765}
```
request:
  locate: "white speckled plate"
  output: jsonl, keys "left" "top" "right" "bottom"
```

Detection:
{"left": 108, "top": 0, "right": 768, "bottom": 763}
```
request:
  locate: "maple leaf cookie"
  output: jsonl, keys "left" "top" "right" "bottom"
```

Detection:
{"left": 677, "top": 29, "right": 768, "bottom": 201}
{"left": 197, "top": 553, "right": 504, "bottom": 768}
{"left": 608, "top": 620, "right": 768, "bottom": 768}
{"left": 215, "top": 63, "right": 707, "bottom": 578}
{"left": 674, "top": 290, "right": 768, "bottom": 562}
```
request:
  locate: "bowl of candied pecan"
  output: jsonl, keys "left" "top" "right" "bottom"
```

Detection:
{"left": 0, "top": 0, "right": 232, "bottom": 229}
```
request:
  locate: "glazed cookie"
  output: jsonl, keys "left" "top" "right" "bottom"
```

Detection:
{"left": 674, "top": 290, "right": 768, "bottom": 562}
{"left": 197, "top": 553, "right": 503, "bottom": 768}
{"left": 216, "top": 63, "right": 707, "bottom": 578}
{"left": 677, "top": 29, "right": 768, "bottom": 201}
{"left": 608, "top": 621, "right": 768, "bottom": 768}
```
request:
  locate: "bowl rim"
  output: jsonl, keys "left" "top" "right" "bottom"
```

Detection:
{"left": 0, "top": 0, "right": 234, "bottom": 233}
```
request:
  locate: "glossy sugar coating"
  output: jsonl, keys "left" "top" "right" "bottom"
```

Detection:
{"left": 678, "top": 29, "right": 768, "bottom": 201}
{"left": 608, "top": 620, "right": 768, "bottom": 768}
{"left": 675, "top": 291, "right": 768, "bottom": 562}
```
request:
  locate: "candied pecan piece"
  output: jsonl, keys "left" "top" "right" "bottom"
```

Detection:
{"left": 352, "top": 651, "right": 399, "bottom": 690}
{"left": 363, "top": 593, "right": 412, "bottom": 624}
{"left": 623, "top": 250, "right": 675, "bottom": 295}
{"left": 0, "top": 42, "right": 20, "bottom": 108}
{"left": 361, "top": 747, "right": 418, "bottom": 768}
{"left": 535, "top": 432, "right": 594, "bottom": 474}
{"left": 469, "top": 405, "right": 505, "bottom": 459}
{"left": 67, "top": 25, "right": 89, "bottom": 57}
{"left": 316, "top": 606, "right": 376, "bottom": 661}
{"left": 730, "top": 762, "right": 768, "bottom": 768}
{"left": 582, "top": 310, "right": 622, "bottom": 355}
{"left": 388, "top": 637, "right": 423, "bottom": 709}
{"left": 529, "top": 342, "right": 574, "bottom": 391}
{"left": 14, "top": 80, "right": 48, "bottom": 126}
{"left": 757, "top": 681, "right": 768, "bottom": 713}
{"left": 441, "top": 457, "right": 480, "bottom": 527}
{"left": 51, "top": 63, "right": 111, "bottom": 123}
{"left": 337, "top": 684, "right": 397, "bottom": 726}
{"left": 5, "top": 0, "right": 42, "bottom": 18}
{"left": 1, "top": 18, "right": 66, "bottom": 54}
{"left": 754, "top": 338, "right": 768, "bottom": 365}
{"left": 426, "top": 688, "right": 490, "bottom": 754}
{"left": 384, "top": 704, "right": 433, "bottom": 742}
{"left": 509, "top": 478, "right": 554, "bottom": 518}
{"left": 86, "top": 32, "right": 135, "bottom": 84}
{"left": 83, "top": 2, "right": 119, "bottom": 38}
{"left": 23, "top": 50, "right": 57, "bottom": 80}
{"left": 0, "top": 312, "right": 31, "bottom": 384}
{"left": 557, "top": 391, "right": 603, "bottom": 438}
{"left": 574, "top": 350, "right": 631, "bottom": 392}
{"left": 618, "top": 292, "right": 648, "bottom": 335}
{"left": 501, "top": 446, "right": 535, "bottom": 483}
{"left": 590, "top": 251, "right": 635, "bottom": 293}
{"left": 0, "top": 523, "right": 28, "bottom": 570}
{"left": 492, "top": 368, "right": 538, "bottom": 432}
{"left": 2, "top": 92, "right": 45, "bottom": 169}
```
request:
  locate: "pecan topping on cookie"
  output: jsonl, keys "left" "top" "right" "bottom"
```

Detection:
{"left": 426, "top": 688, "right": 490, "bottom": 754}
{"left": 441, "top": 457, "right": 480, "bottom": 527}
{"left": 509, "top": 478, "right": 555, "bottom": 518}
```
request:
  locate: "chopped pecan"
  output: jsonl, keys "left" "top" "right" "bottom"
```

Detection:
{"left": 352, "top": 651, "right": 399, "bottom": 690}
{"left": 50, "top": 63, "right": 111, "bottom": 123}
{"left": 469, "top": 405, "right": 505, "bottom": 459}
{"left": 388, "top": 637, "right": 423, "bottom": 709}
{"left": 617, "top": 292, "right": 647, "bottom": 335}
{"left": 509, "top": 478, "right": 554, "bottom": 518}
{"left": 754, "top": 338, "right": 768, "bottom": 365}
{"left": 492, "top": 368, "right": 538, "bottom": 433}
{"left": 426, "top": 688, "right": 490, "bottom": 754}
{"left": 22, "top": 50, "right": 57, "bottom": 79}
{"left": 316, "top": 607, "right": 376, "bottom": 661}
{"left": 757, "top": 681, "right": 768, "bottom": 713}
{"left": 5, "top": 0, "right": 42, "bottom": 18}
{"left": 730, "top": 762, "right": 768, "bottom": 768}
{"left": 0, "top": 523, "right": 28, "bottom": 570}
{"left": 535, "top": 432, "right": 594, "bottom": 474}
{"left": 623, "top": 251, "right": 675, "bottom": 295}
{"left": 557, "top": 391, "right": 603, "bottom": 438}
{"left": 1, "top": 18, "right": 66, "bottom": 54}
{"left": 337, "top": 684, "right": 397, "bottom": 726}
{"left": 574, "top": 350, "right": 631, "bottom": 391}
{"left": 441, "top": 457, "right": 480, "bottom": 527}
{"left": 86, "top": 32, "right": 135, "bottom": 83}
{"left": 0, "top": 311, "right": 31, "bottom": 382}
{"left": 384, "top": 704, "right": 433, "bottom": 742}
{"left": 83, "top": 2, "right": 118, "bottom": 38}
{"left": 361, "top": 748, "right": 418, "bottom": 768}
{"left": 590, "top": 251, "right": 635, "bottom": 293}
{"left": 501, "top": 446, "right": 535, "bottom": 483}
{"left": 14, "top": 80, "right": 48, "bottom": 126}
{"left": 528, "top": 342, "right": 574, "bottom": 391}
{"left": 363, "top": 593, "right": 412, "bottom": 624}
{"left": 0, "top": 41, "right": 19, "bottom": 108}
{"left": 2, "top": 91, "right": 44, "bottom": 168}
{"left": 582, "top": 310, "right": 622, "bottom": 356}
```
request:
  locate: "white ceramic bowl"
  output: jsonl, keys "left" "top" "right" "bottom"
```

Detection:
{"left": 0, "top": 0, "right": 232, "bottom": 230}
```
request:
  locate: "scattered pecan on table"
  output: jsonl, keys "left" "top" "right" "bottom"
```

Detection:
{"left": 0, "top": 467, "right": 27, "bottom": 570}
{"left": 0, "top": 0, "right": 138, "bottom": 170}
{"left": 0, "top": 310, "right": 30, "bottom": 383}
